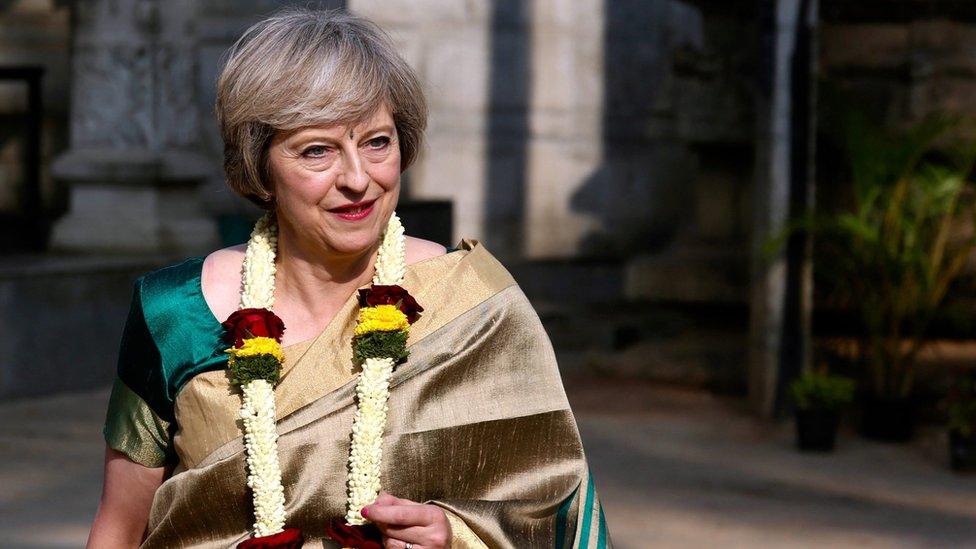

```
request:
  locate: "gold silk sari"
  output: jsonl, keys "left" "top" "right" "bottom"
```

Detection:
{"left": 108, "top": 241, "right": 611, "bottom": 548}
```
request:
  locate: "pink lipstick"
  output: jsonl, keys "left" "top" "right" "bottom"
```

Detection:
{"left": 328, "top": 198, "right": 376, "bottom": 221}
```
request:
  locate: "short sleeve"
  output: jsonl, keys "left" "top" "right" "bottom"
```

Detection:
{"left": 103, "top": 377, "right": 174, "bottom": 467}
{"left": 103, "top": 279, "right": 174, "bottom": 467}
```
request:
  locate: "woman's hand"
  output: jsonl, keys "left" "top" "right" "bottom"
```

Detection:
{"left": 87, "top": 446, "right": 167, "bottom": 548}
{"left": 364, "top": 493, "right": 452, "bottom": 549}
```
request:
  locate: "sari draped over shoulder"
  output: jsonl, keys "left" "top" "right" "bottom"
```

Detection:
{"left": 104, "top": 241, "right": 611, "bottom": 548}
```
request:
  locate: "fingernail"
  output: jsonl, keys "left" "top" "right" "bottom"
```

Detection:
{"left": 361, "top": 506, "right": 369, "bottom": 518}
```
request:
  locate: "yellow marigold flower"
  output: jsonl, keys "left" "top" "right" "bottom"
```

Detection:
{"left": 355, "top": 304, "right": 410, "bottom": 336}
{"left": 225, "top": 336, "right": 284, "bottom": 363}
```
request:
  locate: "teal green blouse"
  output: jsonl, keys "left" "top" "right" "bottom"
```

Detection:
{"left": 104, "top": 257, "right": 229, "bottom": 466}
{"left": 117, "top": 257, "right": 230, "bottom": 420}
{"left": 105, "top": 248, "right": 462, "bottom": 467}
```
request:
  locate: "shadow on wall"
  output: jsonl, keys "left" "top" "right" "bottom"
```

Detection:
{"left": 572, "top": 0, "right": 700, "bottom": 259}
{"left": 572, "top": 0, "right": 755, "bottom": 260}
{"left": 484, "top": 0, "right": 531, "bottom": 260}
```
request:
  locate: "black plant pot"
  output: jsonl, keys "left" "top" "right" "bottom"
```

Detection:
{"left": 949, "top": 429, "right": 976, "bottom": 471}
{"left": 795, "top": 409, "right": 840, "bottom": 451}
{"left": 859, "top": 394, "right": 914, "bottom": 442}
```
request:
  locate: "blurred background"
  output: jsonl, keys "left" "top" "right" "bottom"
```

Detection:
{"left": 1, "top": 0, "right": 976, "bottom": 547}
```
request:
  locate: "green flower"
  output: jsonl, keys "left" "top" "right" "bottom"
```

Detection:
{"left": 353, "top": 330, "right": 409, "bottom": 363}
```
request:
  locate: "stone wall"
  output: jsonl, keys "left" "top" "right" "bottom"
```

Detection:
{"left": 0, "top": 256, "right": 170, "bottom": 399}
{"left": 821, "top": 10, "right": 976, "bottom": 127}
{"left": 5, "top": 2, "right": 976, "bottom": 261}
{"left": 0, "top": 0, "right": 70, "bottom": 219}
{"left": 0, "top": 0, "right": 759, "bottom": 265}
{"left": 357, "top": 0, "right": 758, "bottom": 270}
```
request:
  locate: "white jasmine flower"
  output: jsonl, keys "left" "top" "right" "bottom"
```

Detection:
{"left": 237, "top": 212, "right": 407, "bottom": 533}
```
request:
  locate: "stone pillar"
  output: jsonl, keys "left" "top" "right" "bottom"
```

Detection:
{"left": 749, "top": 0, "right": 817, "bottom": 417}
{"left": 51, "top": 0, "right": 217, "bottom": 254}
{"left": 523, "top": 0, "right": 603, "bottom": 259}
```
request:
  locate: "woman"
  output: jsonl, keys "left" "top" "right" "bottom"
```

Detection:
{"left": 90, "top": 8, "right": 610, "bottom": 549}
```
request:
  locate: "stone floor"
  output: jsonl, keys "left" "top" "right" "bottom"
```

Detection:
{"left": 1, "top": 380, "right": 974, "bottom": 548}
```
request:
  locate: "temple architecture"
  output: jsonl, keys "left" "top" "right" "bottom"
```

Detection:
{"left": 2, "top": 0, "right": 975, "bottom": 415}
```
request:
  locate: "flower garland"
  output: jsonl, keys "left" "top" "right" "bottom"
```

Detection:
{"left": 222, "top": 214, "right": 301, "bottom": 548}
{"left": 223, "top": 212, "right": 421, "bottom": 549}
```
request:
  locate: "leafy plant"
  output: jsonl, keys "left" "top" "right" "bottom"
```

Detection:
{"left": 946, "top": 368, "right": 976, "bottom": 438}
{"left": 789, "top": 370, "right": 855, "bottom": 411}
{"left": 774, "top": 111, "right": 976, "bottom": 398}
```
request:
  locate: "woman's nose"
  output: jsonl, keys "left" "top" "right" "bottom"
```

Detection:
{"left": 336, "top": 152, "right": 370, "bottom": 193}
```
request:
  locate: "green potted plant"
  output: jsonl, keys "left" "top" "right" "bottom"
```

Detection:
{"left": 945, "top": 368, "right": 976, "bottom": 471}
{"left": 779, "top": 112, "right": 976, "bottom": 442}
{"left": 789, "top": 370, "right": 855, "bottom": 451}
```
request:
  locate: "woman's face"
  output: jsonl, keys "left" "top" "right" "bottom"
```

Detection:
{"left": 266, "top": 104, "right": 401, "bottom": 258}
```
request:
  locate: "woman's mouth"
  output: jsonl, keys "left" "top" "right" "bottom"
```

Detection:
{"left": 328, "top": 199, "right": 376, "bottom": 221}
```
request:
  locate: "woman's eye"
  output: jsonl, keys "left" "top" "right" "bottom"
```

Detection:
{"left": 302, "top": 145, "right": 330, "bottom": 158}
{"left": 366, "top": 136, "right": 390, "bottom": 150}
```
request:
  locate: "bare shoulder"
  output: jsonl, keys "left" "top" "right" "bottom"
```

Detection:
{"left": 202, "top": 244, "right": 246, "bottom": 281}
{"left": 405, "top": 236, "right": 447, "bottom": 265}
{"left": 201, "top": 244, "right": 246, "bottom": 320}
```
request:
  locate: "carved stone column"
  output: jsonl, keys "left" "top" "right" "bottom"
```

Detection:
{"left": 51, "top": 0, "right": 217, "bottom": 254}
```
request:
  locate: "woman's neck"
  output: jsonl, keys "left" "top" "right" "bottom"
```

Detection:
{"left": 273, "top": 223, "right": 379, "bottom": 320}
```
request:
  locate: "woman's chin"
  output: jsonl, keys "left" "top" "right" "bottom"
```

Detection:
{"left": 322, "top": 208, "right": 394, "bottom": 256}
{"left": 323, "top": 231, "right": 384, "bottom": 257}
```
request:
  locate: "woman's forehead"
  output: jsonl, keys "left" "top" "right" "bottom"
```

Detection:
{"left": 279, "top": 106, "right": 395, "bottom": 141}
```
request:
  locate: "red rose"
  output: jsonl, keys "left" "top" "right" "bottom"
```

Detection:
{"left": 358, "top": 285, "right": 424, "bottom": 324}
{"left": 237, "top": 528, "right": 304, "bottom": 549}
{"left": 222, "top": 308, "right": 286, "bottom": 347}
{"left": 326, "top": 519, "right": 382, "bottom": 549}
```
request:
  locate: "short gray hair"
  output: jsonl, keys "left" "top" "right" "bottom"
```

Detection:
{"left": 216, "top": 8, "right": 427, "bottom": 207}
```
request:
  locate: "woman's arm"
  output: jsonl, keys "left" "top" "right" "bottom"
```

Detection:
{"left": 87, "top": 446, "right": 167, "bottom": 548}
